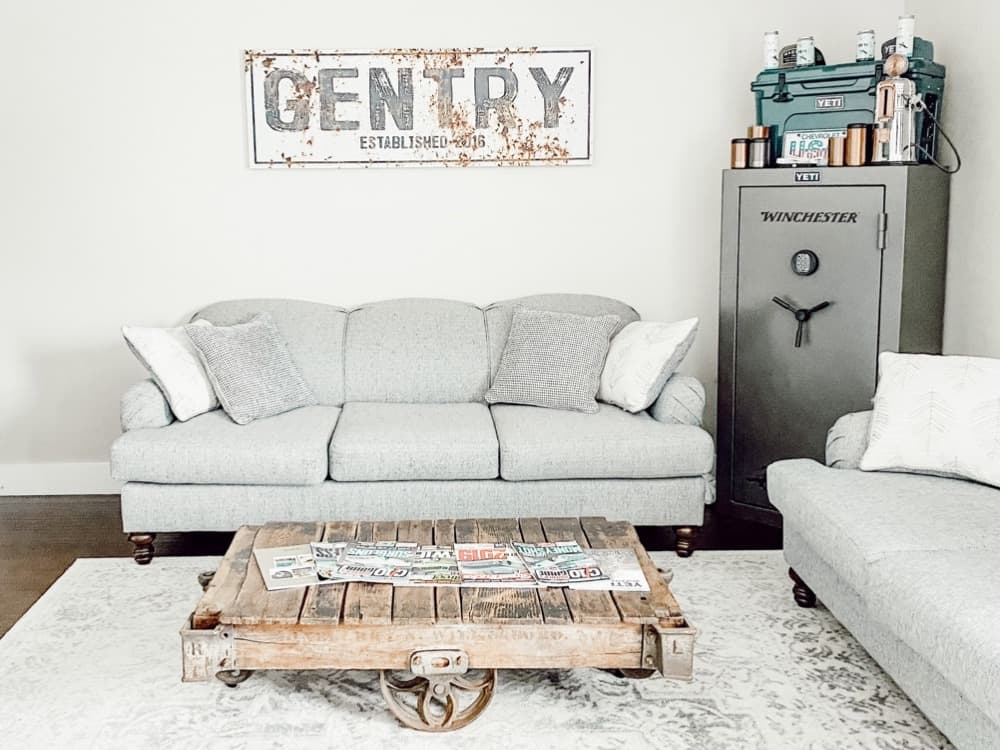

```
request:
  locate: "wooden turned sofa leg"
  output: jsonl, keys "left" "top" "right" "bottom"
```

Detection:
{"left": 674, "top": 526, "right": 697, "bottom": 557}
{"left": 128, "top": 533, "right": 156, "bottom": 565}
{"left": 788, "top": 567, "right": 817, "bottom": 608}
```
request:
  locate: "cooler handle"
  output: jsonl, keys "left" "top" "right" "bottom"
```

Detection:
{"left": 867, "top": 62, "right": 883, "bottom": 94}
{"left": 771, "top": 72, "right": 792, "bottom": 103}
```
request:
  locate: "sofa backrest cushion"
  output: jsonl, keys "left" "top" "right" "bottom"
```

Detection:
{"left": 483, "top": 294, "right": 640, "bottom": 380}
{"left": 191, "top": 295, "right": 641, "bottom": 405}
{"left": 344, "top": 299, "right": 489, "bottom": 403}
{"left": 193, "top": 299, "right": 347, "bottom": 406}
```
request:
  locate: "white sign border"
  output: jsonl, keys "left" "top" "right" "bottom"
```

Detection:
{"left": 244, "top": 48, "right": 593, "bottom": 168}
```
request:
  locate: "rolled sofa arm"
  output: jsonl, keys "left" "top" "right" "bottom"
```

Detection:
{"left": 648, "top": 374, "right": 705, "bottom": 427}
{"left": 121, "top": 379, "right": 174, "bottom": 431}
{"left": 825, "top": 410, "right": 872, "bottom": 469}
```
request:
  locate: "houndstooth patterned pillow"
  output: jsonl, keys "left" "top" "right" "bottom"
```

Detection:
{"left": 485, "top": 307, "right": 621, "bottom": 413}
{"left": 185, "top": 313, "right": 317, "bottom": 425}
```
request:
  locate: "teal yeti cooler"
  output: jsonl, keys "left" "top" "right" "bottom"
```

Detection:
{"left": 751, "top": 46, "right": 945, "bottom": 164}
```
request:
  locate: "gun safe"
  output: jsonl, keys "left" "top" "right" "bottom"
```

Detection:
{"left": 717, "top": 166, "right": 950, "bottom": 525}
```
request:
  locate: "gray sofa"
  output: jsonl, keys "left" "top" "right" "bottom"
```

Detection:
{"left": 768, "top": 410, "right": 1000, "bottom": 750}
{"left": 112, "top": 294, "right": 715, "bottom": 562}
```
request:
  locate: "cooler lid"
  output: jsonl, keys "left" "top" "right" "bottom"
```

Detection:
{"left": 751, "top": 56, "right": 945, "bottom": 93}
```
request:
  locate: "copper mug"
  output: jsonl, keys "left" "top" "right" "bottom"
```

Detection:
{"left": 845, "top": 123, "right": 870, "bottom": 166}
{"left": 828, "top": 136, "right": 846, "bottom": 166}
{"left": 731, "top": 138, "right": 749, "bottom": 169}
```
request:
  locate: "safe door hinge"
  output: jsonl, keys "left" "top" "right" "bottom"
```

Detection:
{"left": 877, "top": 212, "right": 888, "bottom": 250}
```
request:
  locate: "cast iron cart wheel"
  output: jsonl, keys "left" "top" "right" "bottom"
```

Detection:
{"left": 379, "top": 668, "right": 496, "bottom": 731}
{"left": 602, "top": 667, "right": 657, "bottom": 679}
{"left": 216, "top": 669, "right": 254, "bottom": 687}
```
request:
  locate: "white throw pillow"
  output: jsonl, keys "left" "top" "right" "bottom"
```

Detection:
{"left": 122, "top": 320, "right": 218, "bottom": 421}
{"left": 860, "top": 352, "right": 1000, "bottom": 487}
{"left": 598, "top": 318, "right": 699, "bottom": 413}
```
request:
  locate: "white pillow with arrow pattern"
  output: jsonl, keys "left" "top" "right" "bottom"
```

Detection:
{"left": 860, "top": 352, "right": 1000, "bottom": 487}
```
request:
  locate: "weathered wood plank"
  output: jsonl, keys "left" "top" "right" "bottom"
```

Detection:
{"left": 342, "top": 520, "right": 397, "bottom": 625}
{"left": 578, "top": 517, "right": 660, "bottom": 623}
{"left": 391, "top": 520, "right": 435, "bottom": 626}
{"left": 540, "top": 517, "right": 621, "bottom": 624}
{"left": 231, "top": 621, "right": 649, "bottom": 671}
{"left": 299, "top": 520, "right": 358, "bottom": 626}
{"left": 519, "top": 517, "right": 573, "bottom": 624}
{"left": 432, "top": 519, "right": 462, "bottom": 623}
{"left": 193, "top": 525, "right": 260, "bottom": 629}
{"left": 455, "top": 518, "right": 478, "bottom": 624}
{"left": 581, "top": 516, "right": 684, "bottom": 623}
{"left": 461, "top": 518, "right": 542, "bottom": 624}
{"left": 340, "top": 521, "right": 370, "bottom": 624}
{"left": 222, "top": 522, "right": 323, "bottom": 626}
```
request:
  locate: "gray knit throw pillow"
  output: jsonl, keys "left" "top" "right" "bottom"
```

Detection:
{"left": 185, "top": 313, "right": 317, "bottom": 425}
{"left": 485, "top": 307, "right": 620, "bottom": 413}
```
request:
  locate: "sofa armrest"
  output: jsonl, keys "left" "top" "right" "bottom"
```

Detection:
{"left": 825, "top": 410, "right": 872, "bottom": 469}
{"left": 648, "top": 374, "right": 705, "bottom": 427}
{"left": 121, "top": 379, "right": 174, "bottom": 431}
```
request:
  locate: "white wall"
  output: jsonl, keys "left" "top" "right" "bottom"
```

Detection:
{"left": 905, "top": 0, "right": 1000, "bottom": 358}
{"left": 4, "top": 0, "right": 994, "bottom": 492}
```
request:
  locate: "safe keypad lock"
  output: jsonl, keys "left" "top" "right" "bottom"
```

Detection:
{"left": 791, "top": 249, "right": 819, "bottom": 276}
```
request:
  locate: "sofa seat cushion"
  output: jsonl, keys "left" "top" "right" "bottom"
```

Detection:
{"left": 491, "top": 404, "right": 713, "bottom": 480}
{"left": 329, "top": 403, "right": 498, "bottom": 481}
{"left": 768, "top": 459, "right": 1000, "bottom": 592}
{"left": 866, "top": 550, "right": 1000, "bottom": 723}
{"left": 111, "top": 406, "right": 341, "bottom": 486}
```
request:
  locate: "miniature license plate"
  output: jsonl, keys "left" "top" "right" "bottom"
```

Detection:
{"left": 781, "top": 130, "right": 845, "bottom": 163}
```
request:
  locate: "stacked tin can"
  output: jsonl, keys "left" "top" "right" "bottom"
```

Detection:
{"left": 763, "top": 31, "right": 780, "bottom": 69}
{"left": 731, "top": 125, "right": 772, "bottom": 169}
{"left": 856, "top": 30, "right": 875, "bottom": 61}
{"left": 795, "top": 37, "right": 815, "bottom": 67}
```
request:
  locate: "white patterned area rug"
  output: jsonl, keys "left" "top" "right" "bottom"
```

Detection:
{"left": 0, "top": 551, "right": 950, "bottom": 750}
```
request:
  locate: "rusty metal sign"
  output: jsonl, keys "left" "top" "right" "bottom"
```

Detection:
{"left": 245, "top": 49, "right": 591, "bottom": 168}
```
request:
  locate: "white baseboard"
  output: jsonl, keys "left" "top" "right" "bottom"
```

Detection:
{"left": 0, "top": 462, "right": 122, "bottom": 496}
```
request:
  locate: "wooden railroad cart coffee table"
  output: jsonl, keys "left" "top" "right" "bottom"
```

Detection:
{"left": 181, "top": 517, "right": 696, "bottom": 732}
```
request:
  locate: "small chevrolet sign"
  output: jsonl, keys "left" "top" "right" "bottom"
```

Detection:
{"left": 245, "top": 49, "right": 592, "bottom": 167}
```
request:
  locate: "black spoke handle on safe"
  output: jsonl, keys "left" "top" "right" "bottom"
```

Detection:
{"left": 771, "top": 296, "right": 798, "bottom": 313}
{"left": 772, "top": 297, "right": 833, "bottom": 348}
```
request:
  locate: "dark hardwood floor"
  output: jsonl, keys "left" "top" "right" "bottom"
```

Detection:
{"left": 0, "top": 495, "right": 781, "bottom": 637}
